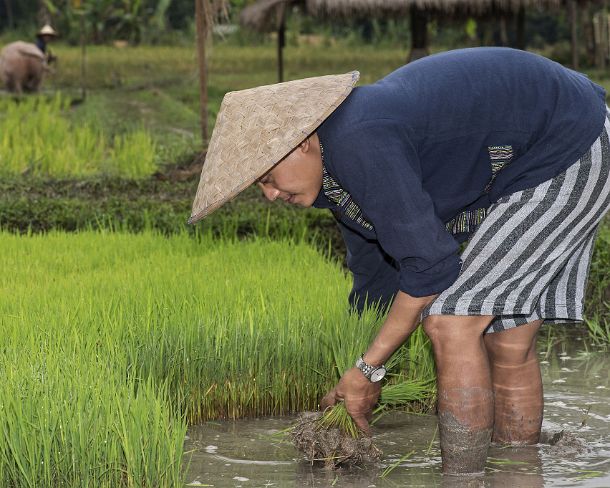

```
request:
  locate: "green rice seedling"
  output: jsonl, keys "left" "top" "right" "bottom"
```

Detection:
{"left": 290, "top": 376, "right": 434, "bottom": 468}
{"left": 380, "top": 449, "right": 415, "bottom": 478}
{"left": 317, "top": 403, "right": 361, "bottom": 439}
{"left": 0, "top": 229, "right": 438, "bottom": 483}
{"left": 0, "top": 325, "right": 186, "bottom": 486}
{"left": 306, "top": 375, "right": 436, "bottom": 437}
{"left": 0, "top": 94, "right": 157, "bottom": 178}
{"left": 584, "top": 313, "right": 610, "bottom": 346}
{"left": 107, "top": 131, "right": 157, "bottom": 178}
{"left": 376, "top": 379, "right": 436, "bottom": 411}
{"left": 290, "top": 300, "right": 436, "bottom": 466}
{"left": 584, "top": 223, "right": 610, "bottom": 343}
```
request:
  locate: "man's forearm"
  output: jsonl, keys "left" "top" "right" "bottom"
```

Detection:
{"left": 363, "top": 290, "right": 437, "bottom": 366}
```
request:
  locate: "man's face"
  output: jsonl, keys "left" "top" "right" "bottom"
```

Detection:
{"left": 257, "top": 134, "right": 322, "bottom": 207}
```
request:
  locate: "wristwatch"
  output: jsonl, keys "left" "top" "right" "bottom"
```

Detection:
{"left": 355, "top": 355, "right": 387, "bottom": 383}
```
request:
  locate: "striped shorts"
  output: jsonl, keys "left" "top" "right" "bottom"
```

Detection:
{"left": 424, "top": 109, "right": 610, "bottom": 333}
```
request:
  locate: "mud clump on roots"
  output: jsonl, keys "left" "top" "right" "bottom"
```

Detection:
{"left": 540, "top": 422, "right": 588, "bottom": 456}
{"left": 290, "top": 412, "right": 382, "bottom": 468}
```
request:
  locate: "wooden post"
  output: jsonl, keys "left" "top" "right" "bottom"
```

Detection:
{"left": 195, "top": 0, "right": 209, "bottom": 144}
{"left": 276, "top": 2, "right": 287, "bottom": 83}
{"left": 516, "top": 5, "right": 526, "bottom": 50}
{"left": 570, "top": 0, "right": 579, "bottom": 69}
{"left": 604, "top": 10, "right": 610, "bottom": 63}
{"left": 80, "top": 13, "right": 87, "bottom": 100}
{"left": 499, "top": 15, "right": 509, "bottom": 46}
{"left": 71, "top": 0, "right": 86, "bottom": 100}
{"left": 594, "top": 11, "right": 600, "bottom": 67}
{"left": 408, "top": 5, "right": 429, "bottom": 62}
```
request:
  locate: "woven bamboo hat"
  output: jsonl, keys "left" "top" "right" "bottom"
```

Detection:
{"left": 37, "top": 25, "right": 58, "bottom": 37}
{"left": 188, "top": 71, "right": 360, "bottom": 224}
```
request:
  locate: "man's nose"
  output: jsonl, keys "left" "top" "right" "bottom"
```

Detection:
{"left": 258, "top": 182, "right": 280, "bottom": 201}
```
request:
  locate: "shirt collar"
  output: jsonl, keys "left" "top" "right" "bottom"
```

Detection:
{"left": 312, "top": 138, "right": 335, "bottom": 209}
{"left": 312, "top": 188, "right": 333, "bottom": 209}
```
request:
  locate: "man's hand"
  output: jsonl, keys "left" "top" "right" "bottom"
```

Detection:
{"left": 319, "top": 367, "right": 381, "bottom": 436}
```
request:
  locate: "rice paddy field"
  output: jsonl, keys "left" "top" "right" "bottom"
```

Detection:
{"left": 0, "top": 230, "right": 435, "bottom": 485}
{"left": 0, "top": 95, "right": 156, "bottom": 178}
{"left": 0, "top": 39, "right": 609, "bottom": 486}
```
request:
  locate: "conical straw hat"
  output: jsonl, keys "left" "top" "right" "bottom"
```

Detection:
{"left": 188, "top": 71, "right": 360, "bottom": 224}
{"left": 37, "top": 24, "right": 58, "bottom": 36}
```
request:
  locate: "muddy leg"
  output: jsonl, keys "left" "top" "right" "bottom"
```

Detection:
{"left": 484, "top": 320, "right": 543, "bottom": 445}
{"left": 424, "top": 314, "right": 495, "bottom": 474}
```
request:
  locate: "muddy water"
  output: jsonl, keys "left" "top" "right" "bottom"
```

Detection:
{"left": 184, "top": 330, "right": 610, "bottom": 487}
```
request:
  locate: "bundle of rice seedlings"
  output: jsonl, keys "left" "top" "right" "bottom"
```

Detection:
{"left": 290, "top": 379, "right": 435, "bottom": 468}
{"left": 290, "top": 406, "right": 382, "bottom": 468}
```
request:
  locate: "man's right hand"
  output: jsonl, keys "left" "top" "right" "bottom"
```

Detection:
{"left": 319, "top": 367, "right": 381, "bottom": 436}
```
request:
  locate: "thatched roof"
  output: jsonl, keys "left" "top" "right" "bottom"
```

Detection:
{"left": 240, "top": 0, "right": 564, "bottom": 32}
{"left": 306, "top": 0, "right": 561, "bottom": 15}
{"left": 240, "top": 0, "right": 567, "bottom": 33}
{"left": 240, "top": 0, "right": 297, "bottom": 32}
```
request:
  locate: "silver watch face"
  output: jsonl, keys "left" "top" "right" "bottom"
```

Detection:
{"left": 370, "top": 367, "right": 386, "bottom": 383}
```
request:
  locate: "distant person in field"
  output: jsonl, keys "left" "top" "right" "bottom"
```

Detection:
{"left": 188, "top": 48, "right": 610, "bottom": 475}
{"left": 35, "top": 24, "right": 58, "bottom": 64}
{"left": 0, "top": 24, "right": 57, "bottom": 94}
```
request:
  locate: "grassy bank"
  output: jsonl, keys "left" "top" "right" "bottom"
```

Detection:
{"left": 0, "top": 230, "right": 435, "bottom": 485}
{"left": 0, "top": 176, "right": 338, "bottom": 247}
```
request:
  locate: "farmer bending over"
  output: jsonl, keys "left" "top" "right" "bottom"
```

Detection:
{"left": 35, "top": 24, "right": 58, "bottom": 64}
{"left": 189, "top": 48, "right": 610, "bottom": 474}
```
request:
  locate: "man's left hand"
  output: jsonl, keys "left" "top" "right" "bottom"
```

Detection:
{"left": 319, "top": 367, "right": 381, "bottom": 436}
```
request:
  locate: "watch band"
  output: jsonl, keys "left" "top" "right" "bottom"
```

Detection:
{"left": 355, "top": 355, "right": 385, "bottom": 380}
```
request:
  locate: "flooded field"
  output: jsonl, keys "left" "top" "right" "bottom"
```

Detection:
{"left": 184, "top": 329, "right": 610, "bottom": 487}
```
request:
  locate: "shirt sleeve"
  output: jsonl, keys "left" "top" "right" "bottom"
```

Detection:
{"left": 338, "top": 220, "right": 400, "bottom": 313}
{"left": 326, "top": 119, "right": 461, "bottom": 297}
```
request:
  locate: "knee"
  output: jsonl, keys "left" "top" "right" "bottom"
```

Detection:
{"left": 423, "top": 315, "right": 456, "bottom": 346}
{"left": 485, "top": 321, "right": 541, "bottom": 366}
{"left": 423, "top": 315, "right": 490, "bottom": 352}
{"left": 487, "top": 339, "right": 536, "bottom": 366}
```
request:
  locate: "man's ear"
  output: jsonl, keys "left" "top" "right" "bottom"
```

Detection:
{"left": 298, "top": 137, "right": 312, "bottom": 153}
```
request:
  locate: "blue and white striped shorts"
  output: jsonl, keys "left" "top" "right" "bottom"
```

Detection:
{"left": 424, "top": 109, "right": 610, "bottom": 333}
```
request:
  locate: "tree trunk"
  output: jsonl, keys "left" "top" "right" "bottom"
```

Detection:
{"left": 195, "top": 0, "right": 209, "bottom": 144}
{"left": 593, "top": 5, "right": 608, "bottom": 69}
{"left": 599, "top": 0, "right": 608, "bottom": 68}
{"left": 4, "top": 0, "right": 14, "bottom": 28}
{"left": 38, "top": 0, "right": 50, "bottom": 25}
{"left": 582, "top": 0, "right": 596, "bottom": 65}
{"left": 570, "top": 0, "right": 579, "bottom": 69}
{"left": 408, "top": 6, "right": 429, "bottom": 62}
{"left": 605, "top": 1, "right": 609, "bottom": 67}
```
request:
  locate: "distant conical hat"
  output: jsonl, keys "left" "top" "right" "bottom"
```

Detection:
{"left": 37, "top": 24, "right": 58, "bottom": 37}
{"left": 188, "top": 71, "right": 360, "bottom": 224}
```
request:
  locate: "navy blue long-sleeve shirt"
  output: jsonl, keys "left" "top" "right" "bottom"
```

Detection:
{"left": 35, "top": 38, "right": 46, "bottom": 53}
{"left": 312, "top": 48, "right": 607, "bottom": 312}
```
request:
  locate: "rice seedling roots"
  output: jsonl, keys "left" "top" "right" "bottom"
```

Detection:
{"left": 290, "top": 412, "right": 382, "bottom": 468}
